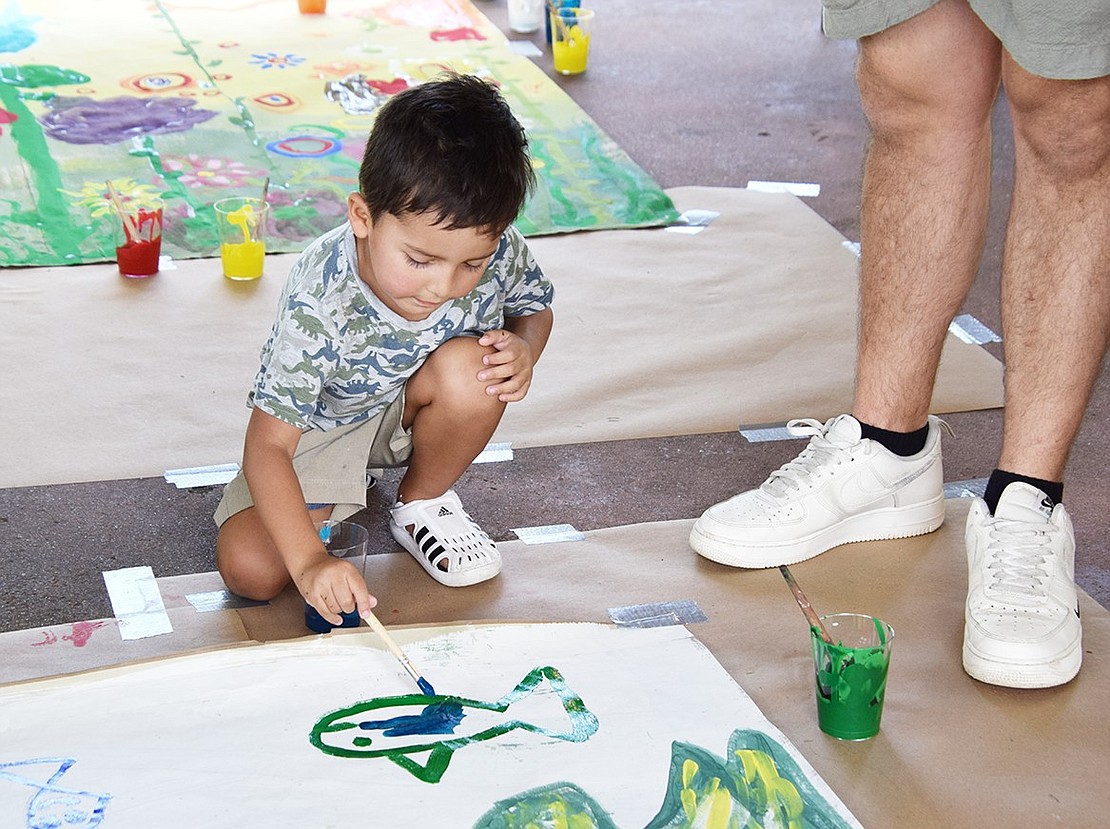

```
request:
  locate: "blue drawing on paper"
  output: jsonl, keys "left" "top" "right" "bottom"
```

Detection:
{"left": 0, "top": 758, "right": 110, "bottom": 828}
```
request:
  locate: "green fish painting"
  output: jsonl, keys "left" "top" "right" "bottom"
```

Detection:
{"left": 309, "top": 666, "right": 598, "bottom": 784}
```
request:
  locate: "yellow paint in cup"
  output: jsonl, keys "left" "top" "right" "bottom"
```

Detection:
{"left": 214, "top": 197, "right": 267, "bottom": 281}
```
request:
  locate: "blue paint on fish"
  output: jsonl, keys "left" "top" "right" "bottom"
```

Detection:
{"left": 359, "top": 700, "right": 464, "bottom": 737}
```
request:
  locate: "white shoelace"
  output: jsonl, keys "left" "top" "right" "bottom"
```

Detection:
{"left": 761, "top": 418, "right": 855, "bottom": 498}
{"left": 983, "top": 519, "right": 1053, "bottom": 600}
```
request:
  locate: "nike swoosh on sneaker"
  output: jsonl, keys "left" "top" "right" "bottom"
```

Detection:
{"left": 836, "top": 457, "right": 937, "bottom": 511}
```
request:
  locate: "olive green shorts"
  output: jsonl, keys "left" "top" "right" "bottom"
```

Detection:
{"left": 820, "top": 0, "right": 1109, "bottom": 79}
{"left": 213, "top": 391, "right": 412, "bottom": 527}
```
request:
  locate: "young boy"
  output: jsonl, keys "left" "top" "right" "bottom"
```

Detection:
{"left": 214, "top": 74, "right": 554, "bottom": 627}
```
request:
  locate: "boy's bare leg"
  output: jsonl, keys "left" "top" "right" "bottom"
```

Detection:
{"left": 398, "top": 336, "right": 506, "bottom": 503}
{"left": 852, "top": 0, "right": 1001, "bottom": 431}
{"left": 995, "top": 61, "right": 1110, "bottom": 481}
{"left": 216, "top": 504, "right": 334, "bottom": 600}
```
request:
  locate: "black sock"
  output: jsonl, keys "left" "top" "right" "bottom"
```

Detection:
{"left": 983, "top": 469, "right": 1064, "bottom": 515}
{"left": 858, "top": 420, "right": 930, "bottom": 457}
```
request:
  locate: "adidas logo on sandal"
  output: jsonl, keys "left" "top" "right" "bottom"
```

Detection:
{"left": 437, "top": 506, "right": 453, "bottom": 517}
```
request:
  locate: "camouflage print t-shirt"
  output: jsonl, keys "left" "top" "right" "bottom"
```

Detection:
{"left": 248, "top": 222, "right": 553, "bottom": 432}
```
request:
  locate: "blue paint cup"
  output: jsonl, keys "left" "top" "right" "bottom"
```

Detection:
{"left": 545, "top": 0, "right": 580, "bottom": 44}
{"left": 303, "top": 520, "right": 370, "bottom": 633}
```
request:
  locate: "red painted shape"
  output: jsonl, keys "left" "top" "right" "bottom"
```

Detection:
{"left": 64, "top": 620, "right": 109, "bottom": 647}
{"left": 366, "top": 78, "right": 409, "bottom": 95}
{"left": 430, "top": 27, "right": 484, "bottom": 42}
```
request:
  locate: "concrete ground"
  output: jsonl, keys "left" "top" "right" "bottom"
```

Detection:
{"left": 2, "top": 0, "right": 1107, "bottom": 633}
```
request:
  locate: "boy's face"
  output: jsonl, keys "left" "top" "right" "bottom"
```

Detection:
{"left": 347, "top": 193, "right": 500, "bottom": 322}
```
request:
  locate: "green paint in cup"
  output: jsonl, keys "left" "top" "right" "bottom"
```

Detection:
{"left": 811, "top": 613, "right": 894, "bottom": 740}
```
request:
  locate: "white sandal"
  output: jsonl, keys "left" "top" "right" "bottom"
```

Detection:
{"left": 389, "top": 489, "right": 501, "bottom": 587}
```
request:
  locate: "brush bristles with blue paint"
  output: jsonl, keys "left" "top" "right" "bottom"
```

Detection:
{"left": 360, "top": 610, "right": 436, "bottom": 696}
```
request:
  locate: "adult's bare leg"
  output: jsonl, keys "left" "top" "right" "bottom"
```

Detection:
{"left": 852, "top": 0, "right": 1002, "bottom": 431}
{"left": 995, "top": 61, "right": 1110, "bottom": 482}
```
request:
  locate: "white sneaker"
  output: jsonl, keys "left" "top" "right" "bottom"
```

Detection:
{"left": 963, "top": 482, "right": 1082, "bottom": 688}
{"left": 689, "top": 414, "right": 945, "bottom": 568}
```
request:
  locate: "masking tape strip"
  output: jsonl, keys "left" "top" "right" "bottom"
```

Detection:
{"left": 948, "top": 314, "right": 1001, "bottom": 345}
{"left": 740, "top": 426, "right": 797, "bottom": 443}
{"left": 164, "top": 463, "right": 240, "bottom": 489}
{"left": 511, "top": 523, "right": 586, "bottom": 544}
{"left": 475, "top": 442, "right": 514, "bottom": 464}
{"left": 102, "top": 566, "right": 173, "bottom": 640}
{"left": 508, "top": 40, "right": 543, "bottom": 57}
{"left": 666, "top": 209, "right": 721, "bottom": 235}
{"left": 185, "top": 589, "right": 270, "bottom": 613}
{"left": 746, "top": 180, "right": 821, "bottom": 197}
{"left": 609, "top": 599, "right": 708, "bottom": 628}
{"left": 944, "top": 478, "right": 988, "bottom": 499}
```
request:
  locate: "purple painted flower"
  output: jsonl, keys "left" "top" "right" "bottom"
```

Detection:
{"left": 39, "top": 95, "right": 217, "bottom": 145}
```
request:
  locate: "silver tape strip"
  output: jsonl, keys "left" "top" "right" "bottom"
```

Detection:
{"left": 746, "top": 180, "right": 821, "bottom": 198}
{"left": 511, "top": 523, "right": 585, "bottom": 544}
{"left": 475, "top": 442, "right": 514, "bottom": 464}
{"left": 842, "top": 240, "right": 861, "bottom": 257}
{"left": 949, "top": 314, "right": 1001, "bottom": 345}
{"left": 944, "top": 478, "right": 988, "bottom": 499}
{"left": 609, "top": 599, "right": 708, "bottom": 628}
{"left": 163, "top": 463, "right": 240, "bottom": 488}
{"left": 102, "top": 566, "right": 173, "bottom": 640}
{"left": 740, "top": 426, "right": 797, "bottom": 443}
{"left": 185, "top": 590, "right": 270, "bottom": 613}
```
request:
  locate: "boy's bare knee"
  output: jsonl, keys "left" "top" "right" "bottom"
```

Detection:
{"left": 215, "top": 511, "right": 290, "bottom": 601}
{"left": 417, "top": 337, "right": 498, "bottom": 402}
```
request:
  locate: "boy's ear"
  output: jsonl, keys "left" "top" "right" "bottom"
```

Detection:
{"left": 347, "top": 192, "right": 373, "bottom": 238}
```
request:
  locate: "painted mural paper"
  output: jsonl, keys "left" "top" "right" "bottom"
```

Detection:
{"left": 0, "top": 0, "right": 677, "bottom": 267}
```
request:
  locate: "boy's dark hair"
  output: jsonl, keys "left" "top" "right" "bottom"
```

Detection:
{"left": 358, "top": 73, "right": 535, "bottom": 234}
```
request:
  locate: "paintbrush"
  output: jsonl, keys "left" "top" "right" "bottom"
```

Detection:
{"left": 361, "top": 609, "right": 436, "bottom": 696}
{"left": 260, "top": 176, "right": 270, "bottom": 208}
{"left": 105, "top": 180, "right": 141, "bottom": 242}
{"left": 779, "top": 565, "right": 834, "bottom": 644}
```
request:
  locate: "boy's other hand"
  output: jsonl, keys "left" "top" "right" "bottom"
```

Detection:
{"left": 477, "top": 329, "right": 535, "bottom": 402}
{"left": 297, "top": 556, "right": 377, "bottom": 625}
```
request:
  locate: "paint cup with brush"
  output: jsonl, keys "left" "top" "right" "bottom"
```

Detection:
{"left": 780, "top": 566, "right": 895, "bottom": 741}
{"left": 550, "top": 5, "right": 594, "bottom": 75}
{"left": 107, "top": 182, "right": 163, "bottom": 278}
{"left": 304, "top": 520, "right": 370, "bottom": 633}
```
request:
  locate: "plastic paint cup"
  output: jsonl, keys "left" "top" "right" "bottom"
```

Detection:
{"left": 810, "top": 613, "right": 894, "bottom": 741}
{"left": 550, "top": 6, "right": 594, "bottom": 76}
{"left": 304, "top": 520, "right": 371, "bottom": 633}
{"left": 214, "top": 196, "right": 268, "bottom": 281}
{"left": 508, "top": 0, "right": 544, "bottom": 33}
{"left": 297, "top": 0, "right": 327, "bottom": 13}
{"left": 113, "top": 198, "right": 163, "bottom": 278}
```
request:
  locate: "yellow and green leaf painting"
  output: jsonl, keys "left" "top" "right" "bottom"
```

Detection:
{"left": 0, "top": 0, "right": 678, "bottom": 267}
{"left": 474, "top": 730, "right": 855, "bottom": 829}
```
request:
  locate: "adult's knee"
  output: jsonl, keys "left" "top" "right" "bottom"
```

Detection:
{"left": 856, "top": 2, "right": 1000, "bottom": 145}
{"left": 1005, "top": 67, "right": 1110, "bottom": 179}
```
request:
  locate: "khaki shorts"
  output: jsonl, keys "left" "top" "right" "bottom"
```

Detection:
{"left": 821, "top": 0, "right": 1109, "bottom": 79}
{"left": 213, "top": 391, "right": 412, "bottom": 527}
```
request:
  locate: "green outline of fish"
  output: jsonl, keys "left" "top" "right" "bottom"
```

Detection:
{"left": 309, "top": 665, "right": 598, "bottom": 784}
